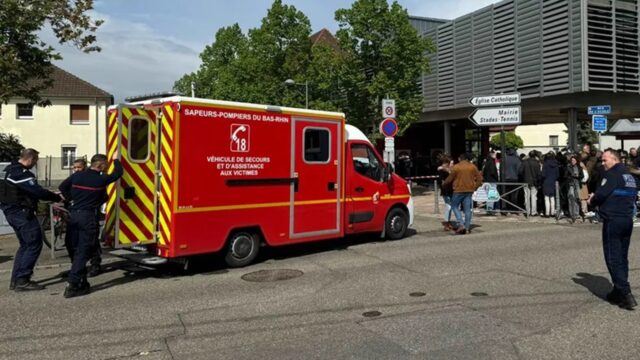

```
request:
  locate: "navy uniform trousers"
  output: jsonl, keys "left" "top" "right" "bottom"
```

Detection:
{"left": 67, "top": 209, "right": 99, "bottom": 286}
{"left": 3, "top": 207, "right": 42, "bottom": 283}
{"left": 602, "top": 217, "right": 633, "bottom": 295}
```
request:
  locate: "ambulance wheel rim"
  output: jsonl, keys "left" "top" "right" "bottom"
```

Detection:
{"left": 390, "top": 215, "right": 405, "bottom": 233}
{"left": 385, "top": 208, "right": 408, "bottom": 240}
{"left": 231, "top": 234, "right": 254, "bottom": 259}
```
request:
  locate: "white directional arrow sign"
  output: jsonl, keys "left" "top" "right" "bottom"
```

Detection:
{"left": 468, "top": 106, "right": 521, "bottom": 126}
{"left": 469, "top": 93, "right": 521, "bottom": 107}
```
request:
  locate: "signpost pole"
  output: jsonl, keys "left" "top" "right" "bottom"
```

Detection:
{"left": 500, "top": 125, "right": 506, "bottom": 213}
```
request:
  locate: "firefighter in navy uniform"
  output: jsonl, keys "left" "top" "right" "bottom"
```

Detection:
{"left": 589, "top": 149, "right": 638, "bottom": 310}
{"left": 59, "top": 151, "right": 122, "bottom": 298}
{"left": 60, "top": 158, "right": 104, "bottom": 277}
{"left": 0, "top": 149, "right": 61, "bottom": 291}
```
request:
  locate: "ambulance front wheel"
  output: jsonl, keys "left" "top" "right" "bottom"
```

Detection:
{"left": 224, "top": 231, "right": 260, "bottom": 267}
{"left": 385, "top": 208, "right": 409, "bottom": 240}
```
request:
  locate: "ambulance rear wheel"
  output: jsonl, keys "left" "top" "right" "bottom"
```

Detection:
{"left": 224, "top": 231, "right": 259, "bottom": 267}
{"left": 385, "top": 208, "right": 408, "bottom": 240}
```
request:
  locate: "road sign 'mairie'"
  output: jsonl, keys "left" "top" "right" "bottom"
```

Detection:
{"left": 380, "top": 118, "right": 398, "bottom": 137}
{"left": 468, "top": 106, "right": 521, "bottom": 126}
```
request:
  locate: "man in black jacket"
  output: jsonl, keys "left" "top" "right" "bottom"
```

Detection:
{"left": 503, "top": 148, "right": 522, "bottom": 213}
{"left": 589, "top": 149, "right": 637, "bottom": 310}
{"left": 0, "top": 149, "right": 61, "bottom": 291}
{"left": 59, "top": 151, "right": 122, "bottom": 298}
{"left": 521, "top": 151, "right": 542, "bottom": 216}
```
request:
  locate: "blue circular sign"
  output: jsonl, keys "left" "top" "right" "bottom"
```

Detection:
{"left": 380, "top": 118, "right": 398, "bottom": 137}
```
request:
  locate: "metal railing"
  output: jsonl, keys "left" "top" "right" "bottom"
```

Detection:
{"left": 433, "top": 181, "right": 560, "bottom": 217}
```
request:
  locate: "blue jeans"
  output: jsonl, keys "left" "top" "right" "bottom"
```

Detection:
{"left": 602, "top": 217, "right": 633, "bottom": 295}
{"left": 451, "top": 192, "right": 473, "bottom": 230}
{"left": 443, "top": 195, "right": 452, "bottom": 222}
{"left": 3, "top": 207, "right": 43, "bottom": 282}
{"left": 68, "top": 210, "right": 99, "bottom": 287}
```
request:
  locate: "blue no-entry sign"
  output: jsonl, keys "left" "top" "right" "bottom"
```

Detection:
{"left": 592, "top": 115, "right": 607, "bottom": 132}
{"left": 380, "top": 118, "right": 398, "bottom": 137}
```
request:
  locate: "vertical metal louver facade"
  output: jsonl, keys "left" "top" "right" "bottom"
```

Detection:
{"left": 418, "top": 0, "right": 640, "bottom": 113}
{"left": 587, "top": 0, "right": 639, "bottom": 92}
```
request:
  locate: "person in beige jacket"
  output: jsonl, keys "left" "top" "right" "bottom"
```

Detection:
{"left": 443, "top": 153, "right": 484, "bottom": 235}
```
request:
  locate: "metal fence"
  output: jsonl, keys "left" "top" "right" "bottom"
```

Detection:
{"left": 433, "top": 180, "right": 558, "bottom": 218}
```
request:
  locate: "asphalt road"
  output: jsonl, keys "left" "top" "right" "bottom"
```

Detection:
{"left": 0, "top": 214, "right": 638, "bottom": 360}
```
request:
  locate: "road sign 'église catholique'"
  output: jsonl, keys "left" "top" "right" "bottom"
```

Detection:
{"left": 469, "top": 93, "right": 521, "bottom": 107}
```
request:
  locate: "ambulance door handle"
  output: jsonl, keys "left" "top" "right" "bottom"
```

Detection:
{"left": 328, "top": 182, "right": 336, "bottom": 191}
{"left": 355, "top": 186, "right": 364, "bottom": 193}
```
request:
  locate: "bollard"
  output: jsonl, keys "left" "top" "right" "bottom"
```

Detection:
{"left": 555, "top": 181, "right": 560, "bottom": 221}
{"left": 434, "top": 180, "right": 440, "bottom": 215}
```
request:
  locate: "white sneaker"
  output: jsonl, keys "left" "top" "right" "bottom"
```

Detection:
{"left": 585, "top": 211, "right": 595, "bottom": 217}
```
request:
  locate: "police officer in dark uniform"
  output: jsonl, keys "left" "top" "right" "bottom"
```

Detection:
{"left": 589, "top": 148, "right": 637, "bottom": 310}
{"left": 59, "top": 151, "right": 122, "bottom": 298}
{"left": 0, "top": 148, "right": 61, "bottom": 291}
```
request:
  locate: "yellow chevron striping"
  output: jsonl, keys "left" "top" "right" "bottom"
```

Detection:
{"left": 161, "top": 136, "right": 173, "bottom": 161}
{"left": 118, "top": 210, "right": 147, "bottom": 243}
{"left": 158, "top": 216, "right": 170, "bottom": 243}
{"left": 160, "top": 177, "right": 172, "bottom": 201}
{"left": 159, "top": 189, "right": 171, "bottom": 217}
{"left": 122, "top": 107, "right": 133, "bottom": 119}
{"left": 160, "top": 156, "right": 173, "bottom": 181}
{"left": 119, "top": 201, "right": 152, "bottom": 240}
{"left": 108, "top": 123, "right": 118, "bottom": 144}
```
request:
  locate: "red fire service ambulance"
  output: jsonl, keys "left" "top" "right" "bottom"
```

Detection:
{"left": 104, "top": 95, "right": 413, "bottom": 267}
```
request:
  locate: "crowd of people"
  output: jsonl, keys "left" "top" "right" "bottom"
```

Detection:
{"left": 441, "top": 144, "right": 640, "bottom": 222}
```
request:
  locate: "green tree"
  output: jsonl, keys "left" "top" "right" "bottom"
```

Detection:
{"left": 174, "top": 1, "right": 313, "bottom": 107}
{"left": 0, "top": 0, "right": 103, "bottom": 106}
{"left": 0, "top": 133, "right": 25, "bottom": 161}
{"left": 576, "top": 120, "right": 599, "bottom": 150}
{"left": 490, "top": 132, "right": 524, "bottom": 150}
{"left": 335, "top": 0, "right": 434, "bottom": 136}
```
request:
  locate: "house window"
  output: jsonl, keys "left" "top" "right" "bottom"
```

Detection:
{"left": 303, "top": 128, "right": 330, "bottom": 163}
{"left": 70, "top": 104, "right": 90, "bottom": 124}
{"left": 549, "top": 135, "right": 559, "bottom": 147}
{"left": 62, "top": 146, "right": 77, "bottom": 169}
{"left": 17, "top": 103, "right": 34, "bottom": 119}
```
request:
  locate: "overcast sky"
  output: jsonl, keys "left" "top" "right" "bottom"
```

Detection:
{"left": 48, "top": 0, "right": 501, "bottom": 102}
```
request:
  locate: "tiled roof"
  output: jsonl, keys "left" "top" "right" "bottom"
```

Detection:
{"left": 39, "top": 65, "right": 112, "bottom": 100}
{"left": 310, "top": 28, "right": 340, "bottom": 52}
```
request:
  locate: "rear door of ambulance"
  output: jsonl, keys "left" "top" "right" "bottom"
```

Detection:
{"left": 104, "top": 105, "right": 160, "bottom": 247}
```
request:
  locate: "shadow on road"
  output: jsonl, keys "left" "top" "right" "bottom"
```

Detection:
{"left": 571, "top": 272, "right": 612, "bottom": 300}
{"left": 0, "top": 255, "right": 12, "bottom": 265}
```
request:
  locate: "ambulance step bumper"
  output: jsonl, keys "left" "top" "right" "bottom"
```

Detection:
{"left": 109, "top": 249, "right": 168, "bottom": 266}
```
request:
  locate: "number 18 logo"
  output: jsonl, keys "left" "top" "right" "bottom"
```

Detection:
{"left": 230, "top": 124, "right": 250, "bottom": 152}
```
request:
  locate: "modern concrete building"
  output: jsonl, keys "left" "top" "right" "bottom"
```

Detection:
{"left": 403, "top": 0, "right": 640, "bottom": 161}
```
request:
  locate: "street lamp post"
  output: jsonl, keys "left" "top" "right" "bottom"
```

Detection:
{"left": 284, "top": 79, "right": 308, "bottom": 109}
